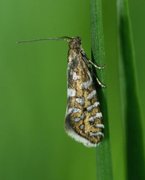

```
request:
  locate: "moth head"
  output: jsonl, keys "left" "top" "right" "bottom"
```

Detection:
{"left": 68, "top": 37, "right": 82, "bottom": 49}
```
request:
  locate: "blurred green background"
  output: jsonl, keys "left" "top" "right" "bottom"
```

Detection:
{"left": 0, "top": 0, "right": 144, "bottom": 180}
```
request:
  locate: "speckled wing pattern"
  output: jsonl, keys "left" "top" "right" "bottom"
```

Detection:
{"left": 65, "top": 37, "right": 104, "bottom": 147}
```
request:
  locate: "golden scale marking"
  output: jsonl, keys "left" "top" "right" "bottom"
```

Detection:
{"left": 65, "top": 37, "right": 104, "bottom": 147}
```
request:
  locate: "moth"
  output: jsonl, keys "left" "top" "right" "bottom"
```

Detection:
{"left": 17, "top": 36, "right": 104, "bottom": 147}
{"left": 65, "top": 37, "right": 104, "bottom": 147}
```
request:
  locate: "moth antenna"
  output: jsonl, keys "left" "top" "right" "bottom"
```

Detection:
{"left": 16, "top": 36, "right": 72, "bottom": 44}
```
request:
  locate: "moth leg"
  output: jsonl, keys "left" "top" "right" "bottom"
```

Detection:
{"left": 80, "top": 50, "right": 104, "bottom": 69}
{"left": 96, "top": 77, "right": 106, "bottom": 88}
{"left": 91, "top": 69, "right": 106, "bottom": 88}
{"left": 88, "top": 60, "right": 104, "bottom": 70}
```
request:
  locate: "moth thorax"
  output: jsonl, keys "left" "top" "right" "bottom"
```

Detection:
{"left": 69, "top": 37, "right": 81, "bottom": 50}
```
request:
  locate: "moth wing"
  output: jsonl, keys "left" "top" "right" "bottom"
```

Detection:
{"left": 65, "top": 54, "right": 104, "bottom": 147}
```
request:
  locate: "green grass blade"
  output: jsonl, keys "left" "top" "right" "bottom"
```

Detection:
{"left": 91, "top": 0, "right": 113, "bottom": 179}
{"left": 117, "top": 0, "right": 145, "bottom": 179}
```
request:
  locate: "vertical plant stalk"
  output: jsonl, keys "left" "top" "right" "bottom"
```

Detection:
{"left": 118, "top": 0, "right": 145, "bottom": 179}
{"left": 91, "top": 0, "right": 113, "bottom": 180}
